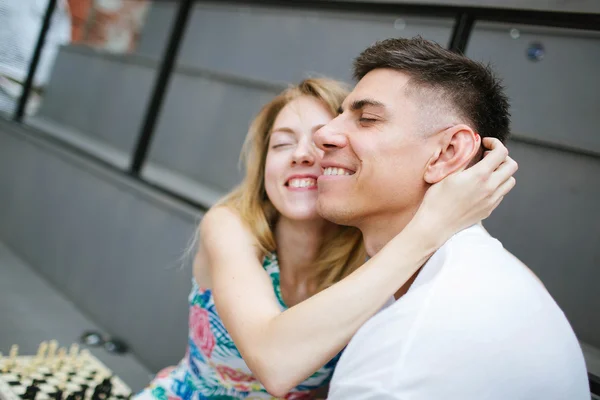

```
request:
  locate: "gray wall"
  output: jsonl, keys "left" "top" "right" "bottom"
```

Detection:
{"left": 0, "top": 120, "right": 200, "bottom": 372}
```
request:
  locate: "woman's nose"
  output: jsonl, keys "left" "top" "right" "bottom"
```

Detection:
{"left": 292, "top": 139, "right": 316, "bottom": 166}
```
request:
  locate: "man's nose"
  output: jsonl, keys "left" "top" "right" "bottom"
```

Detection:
{"left": 314, "top": 117, "right": 348, "bottom": 152}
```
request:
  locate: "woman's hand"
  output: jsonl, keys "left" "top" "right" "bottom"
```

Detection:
{"left": 416, "top": 137, "right": 518, "bottom": 242}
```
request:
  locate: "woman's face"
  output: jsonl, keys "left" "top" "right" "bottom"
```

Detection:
{"left": 264, "top": 96, "right": 334, "bottom": 222}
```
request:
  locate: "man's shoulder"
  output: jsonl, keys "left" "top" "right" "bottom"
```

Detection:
{"left": 329, "top": 225, "right": 588, "bottom": 400}
{"left": 445, "top": 224, "right": 504, "bottom": 255}
{"left": 419, "top": 225, "right": 558, "bottom": 323}
{"left": 444, "top": 225, "right": 531, "bottom": 279}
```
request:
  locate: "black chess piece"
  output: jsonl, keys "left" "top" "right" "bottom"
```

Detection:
{"left": 99, "top": 378, "right": 113, "bottom": 398}
{"left": 92, "top": 383, "right": 110, "bottom": 400}
{"left": 91, "top": 384, "right": 100, "bottom": 399}
{"left": 100, "top": 378, "right": 112, "bottom": 388}
{"left": 49, "top": 388, "right": 63, "bottom": 400}
{"left": 72, "top": 389, "right": 86, "bottom": 400}
{"left": 22, "top": 384, "right": 41, "bottom": 400}
{"left": 79, "top": 384, "right": 89, "bottom": 396}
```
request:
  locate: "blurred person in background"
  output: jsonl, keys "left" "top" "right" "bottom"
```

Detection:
{"left": 0, "top": 0, "right": 70, "bottom": 115}
{"left": 0, "top": 0, "right": 149, "bottom": 116}
{"left": 135, "top": 77, "right": 516, "bottom": 400}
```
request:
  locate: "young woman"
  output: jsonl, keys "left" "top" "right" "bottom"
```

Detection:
{"left": 137, "top": 78, "right": 517, "bottom": 400}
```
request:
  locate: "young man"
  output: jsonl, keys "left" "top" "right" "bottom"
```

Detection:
{"left": 314, "top": 37, "right": 589, "bottom": 399}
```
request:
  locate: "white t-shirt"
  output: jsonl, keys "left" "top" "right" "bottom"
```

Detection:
{"left": 328, "top": 225, "right": 589, "bottom": 399}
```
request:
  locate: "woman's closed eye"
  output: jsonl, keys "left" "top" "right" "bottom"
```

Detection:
{"left": 271, "top": 143, "right": 293, "bottom": 149}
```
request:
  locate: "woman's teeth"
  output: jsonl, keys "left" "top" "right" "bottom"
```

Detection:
{"left": 323, "top": 167, "right": 352, "bottom": 176}
{"left": 288, "top": 178, "right": 316, "bottom": 188}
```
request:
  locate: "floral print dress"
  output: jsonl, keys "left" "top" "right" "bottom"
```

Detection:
{"left": 135, "top": 252, "right": 339, "bottom": 400}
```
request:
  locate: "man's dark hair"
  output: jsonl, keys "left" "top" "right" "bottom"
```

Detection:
{"left": 353, "top": 37, "right": 510, "bottom": 142}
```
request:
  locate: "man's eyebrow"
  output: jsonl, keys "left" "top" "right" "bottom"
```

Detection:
{"left": 338, "top": 98, "right": 385, "bottom": 114}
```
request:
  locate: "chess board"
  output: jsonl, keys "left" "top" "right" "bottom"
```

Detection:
{"left": 0, "top": 342, "right": 132, "bottom": 400}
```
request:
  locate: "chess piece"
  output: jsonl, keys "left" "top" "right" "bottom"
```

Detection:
{"left": 100, "top": 377, "right": 112, "bottom": 390}
{"left": 48, "top": 341, "right": 58, "bottom": 359}
{"left": 36, "top": 342, "right": 48, "bottom": 361}
{"left": 23, "top": 383, "right": 41, "bottom": 400}
{"left": 9, "top": 345, "right": 18, "bottom": 369}
{"left": 91, "top": 377, "right": 113, "bottom": 400}
{"left": 57, "top": 348, "right": 66, "bottom": 360}
{"left": 49, "top": 388, "right": 63, "bottom": 400}
{"left": 50, "top": 382, "right": 65, "bottom": 400}
{"left": 68, "top": 344, "right": 79, "bottom": 363}
{"left": 75, "top": 349, "right": 90, "bottom": 370}
{"left": 25, "top": 360, "right": 37, "bottom": 376}
{"left": 91, "top": 384, "right": 102, "bottom": 400}
{"left": 33, "top": 343, "right": 46, "bottom": 369}
{"left": 56, "top": 348, "right": 66, "bottom": 370}
{"left": 51, "top": 359, "right": 61, "bottom": 374}
{"left": 65, "top": 393, "right": 77, "bottom": 400}
{"left": 72, "top": 391, "right": 85, "bottom": 400}
{"left": 75, "top": 385, "right": 88, "bottom": 400}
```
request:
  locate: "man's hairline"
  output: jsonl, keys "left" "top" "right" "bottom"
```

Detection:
{"left": 352, "top": 67, "right": 473, "bottom": 139}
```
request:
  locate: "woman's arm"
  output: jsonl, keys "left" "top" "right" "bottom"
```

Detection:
{"left": 202, "top": 138, "right": 517, "bottom": 397}
{"left": 201, "top": 203, "right": 436, "bottom": 396}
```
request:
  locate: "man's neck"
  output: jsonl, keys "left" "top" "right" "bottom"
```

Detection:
{"left": 359, "top": 207, "right": 419, "bottom": 258}
{"left": 358, "top": 205, "right": 422, "bottom": 300}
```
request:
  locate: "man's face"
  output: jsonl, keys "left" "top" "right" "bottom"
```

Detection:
{"left": 314, "top": 69, "right": 438, "bottom": 226}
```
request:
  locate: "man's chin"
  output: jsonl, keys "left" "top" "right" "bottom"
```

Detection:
{"left": 317, "top": 200, "right": 357, "bottom": 227}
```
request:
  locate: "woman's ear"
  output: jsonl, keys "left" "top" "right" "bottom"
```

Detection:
{"left": 424, "top": 124, "right": 481, "bottom": 184}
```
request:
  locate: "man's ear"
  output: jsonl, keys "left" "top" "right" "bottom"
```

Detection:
{"left": 424, "top": 124, "right": 481, "bottom": 184}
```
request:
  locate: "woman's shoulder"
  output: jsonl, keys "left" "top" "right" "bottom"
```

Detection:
{"left": 200, "top": 206, "right": 254, "bottom": 244}
{"left": 199, "top": 205, "right": 263, "bottom": 267}
{"left": 201, "top": 205, "right": 242, "bottom": 230}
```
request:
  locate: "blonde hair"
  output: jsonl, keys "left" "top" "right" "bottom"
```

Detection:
{"left": 218, "top": 78, "right": 366, "bottom": 293}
